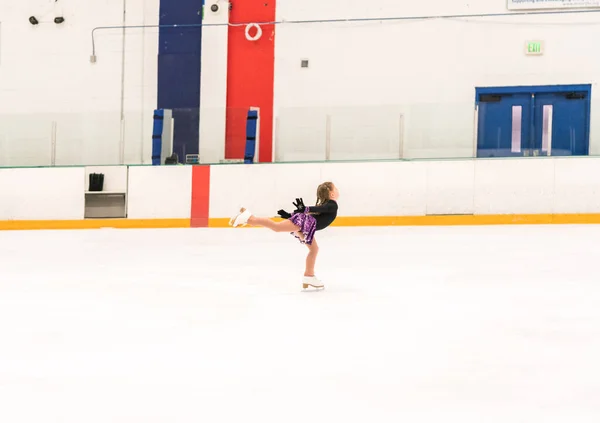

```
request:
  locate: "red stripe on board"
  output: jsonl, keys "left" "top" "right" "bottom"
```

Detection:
{"left": 225, "top": 0, "right": 276, "bottom": 162}
{"left": 191, "top": 165, "right": 211, "bottom": 228}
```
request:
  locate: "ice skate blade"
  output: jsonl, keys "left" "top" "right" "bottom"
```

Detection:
{"left": 302, "top": 283, "right": 325, "bottom": 290}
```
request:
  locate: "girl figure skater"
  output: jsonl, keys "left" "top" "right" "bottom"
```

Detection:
{"left": 229, "top": 182, "right": 339, "bottom": 289}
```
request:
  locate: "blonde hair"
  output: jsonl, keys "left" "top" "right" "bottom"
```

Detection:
{"left": 316, "top": 182, "right": 334, "bottom": 206}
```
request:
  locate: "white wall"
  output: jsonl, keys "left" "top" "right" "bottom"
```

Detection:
{"left": 274, "top": 0, "right": 600, "bottom": 160}
{"left": 122, "top": 0, "right": 160, "bottom": 165}
{"left": 0, "top": 0, "right": 159, "bottom": 167}
{"left": 4, "top": 1, "right": 599, "bottom": 168}
{"left": 199, "top": 1, "right": 229, "bottom": 164}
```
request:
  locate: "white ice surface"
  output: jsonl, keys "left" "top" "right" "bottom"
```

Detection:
{"left": 1, "top": 225, "right": 600, "bottom": 422}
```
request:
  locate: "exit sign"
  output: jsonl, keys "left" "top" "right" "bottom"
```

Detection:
{"left": 526, "top": 41, "right": 544, "bottom": 55}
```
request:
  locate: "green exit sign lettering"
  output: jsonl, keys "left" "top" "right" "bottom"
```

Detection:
{"left": 526, "top": 41, "right": 544, "bottom": 56}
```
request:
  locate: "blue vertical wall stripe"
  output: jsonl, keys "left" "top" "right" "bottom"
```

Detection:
{"left": 244, "top": 110, "right": 259, "bottom": 163}
{"left": 157, "top": 0, "right": 202, "bottom": 163}
{"left": 152, "top": 109, "right": 165, "bottom": 165}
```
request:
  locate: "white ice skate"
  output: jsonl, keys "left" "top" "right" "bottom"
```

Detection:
{"left": 302, "top": 276, "right": 324, "bottom": 290}
{"left": 229, "top": 207, "right": 252, "bottom": 227}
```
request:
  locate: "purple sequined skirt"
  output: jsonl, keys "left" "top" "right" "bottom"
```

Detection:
{"left": 288, "top": 212, "right": 317, "bottom": 245}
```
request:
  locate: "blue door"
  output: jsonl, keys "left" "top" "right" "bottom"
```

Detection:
{"left": 477, "top": 93, "right": 532, "bottom": 158}
{"left": 532, "top": 92, "right": 589, "bottom": 156}
{"left": 476, "top": 85, "right": 591, "bottom": 158}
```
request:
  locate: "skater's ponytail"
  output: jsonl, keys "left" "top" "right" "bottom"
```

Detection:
{"left": 316, "top": 182, "right": 334, "bottom": 206}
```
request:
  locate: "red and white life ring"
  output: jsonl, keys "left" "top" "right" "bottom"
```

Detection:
{"left": 245, "top": 23, "right": 263, "bottom": 41}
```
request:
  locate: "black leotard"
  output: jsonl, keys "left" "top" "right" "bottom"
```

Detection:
{"left": 306, "top": 200, "right": 338, "bottom": 231}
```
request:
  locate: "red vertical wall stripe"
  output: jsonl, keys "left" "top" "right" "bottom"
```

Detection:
{"left": 191, "top": 165, "right": 211, "bottom": 228}
{"left": 225, "top": 0, "right": 276, "bottom": 162}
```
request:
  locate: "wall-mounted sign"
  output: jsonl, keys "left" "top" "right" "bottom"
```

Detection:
{"left": 525, "top": 41, "right": 544, "bottom": 55}
{"left": 508, "top": 0, "right": 600, "bottom": 9}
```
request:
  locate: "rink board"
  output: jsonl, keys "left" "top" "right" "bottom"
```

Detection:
{"left": 2, "top": 158, "right": 600, "bottom": 230}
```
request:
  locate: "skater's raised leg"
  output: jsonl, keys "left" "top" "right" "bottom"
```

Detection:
{"left": 230, "top": 208, "right": 300, "bottom": 232}
{"left": 248, "top": 215, "right": 300, "bottom": 232}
